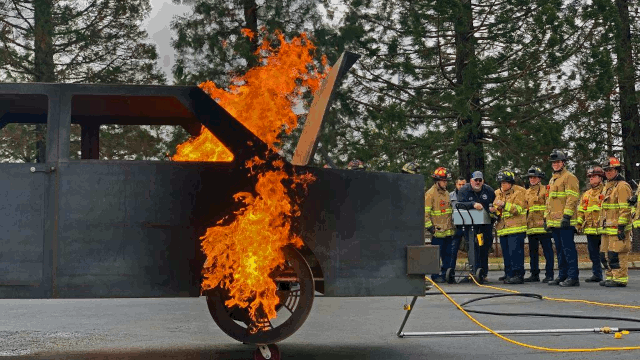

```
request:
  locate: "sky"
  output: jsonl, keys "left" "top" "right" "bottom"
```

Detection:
{"left": 144, "top": 0, "right": 192, "bottom": 84}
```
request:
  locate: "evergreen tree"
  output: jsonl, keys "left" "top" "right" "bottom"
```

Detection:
{"left": 0, "top": 0, "right": 165, "bottom": 83}
{"left": 325, "top": 0, "right": 582, "bottom": 180}
{"left": 170, "top": 0, "right": 331, "bottom": 86}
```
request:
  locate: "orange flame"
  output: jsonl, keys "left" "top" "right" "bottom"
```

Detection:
{"left": 174, "top": 31, "right": 326, "bottom": 324}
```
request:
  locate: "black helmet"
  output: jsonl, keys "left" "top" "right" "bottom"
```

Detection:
{"left": 496, "top": 169, "right": 516, "bottom": 184}
{"left": 401, "top": 161, "right": 420, "bottom": 174}
{"left": 525, "top": 165, "right": 545, "bottom": 179}
{"left": 549, "top": 149, "right": 568, "bottom": 162}
{"left": 602, "top": 156, "right": 622, "bottom": 171}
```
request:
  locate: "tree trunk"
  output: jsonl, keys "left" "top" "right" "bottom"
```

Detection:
{"left": 455, "top": 0, "right": 484, "bottom": 180}
{"left": 33, "top": 0, "right": 55, "bottom": 163}
{"left": 614, "top": 0, "right": 640, "bottom": 182}
{"left": 243, "top": 0, "right": 259, "bottom": 69}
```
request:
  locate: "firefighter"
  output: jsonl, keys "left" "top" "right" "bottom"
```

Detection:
{"left": 544, "top": 149, "right": 580, "bottom": 287}
{"left": 631, "top": 188, "right": 639, "bottom": 229}
{"left": 599, "top": 157, "right": 633, "bottom": 287}
{"left": 456, "top": 171, "right": 496, "bottom": 282}
{"left": 347, "top": 159, "right": 366, "bottom": 171}
{"left": 401, "top": 161, "right": 420, "bottom": 175}
{"left": 523, "top": 166, "right": 555, "bottom": 283}
{"left": 492, "top": 170, "right": 527, "bottom": 284}
{"left": 425, "top": 167, "right": 455, "bottom": 283}
{"left": 576, "top": 166, "right": 605, "bottom": 283}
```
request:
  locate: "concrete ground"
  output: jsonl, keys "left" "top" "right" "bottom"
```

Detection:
{"left": 3, "top": 271, "right": 640, "bottom": 360}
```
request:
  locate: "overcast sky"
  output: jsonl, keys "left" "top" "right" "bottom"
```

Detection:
{"left": 144, "top": 0, "right": 192, "bottom": 84}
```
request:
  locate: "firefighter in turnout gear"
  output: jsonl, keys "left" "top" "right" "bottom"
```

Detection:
{"left": 425, "top": 167, "right": 456, "bottom": 283}
{"left": 544, "top": 149, "right": 581, "bottom": 287}
{"left": 523, "top": 166, "right": 555, "bottom": 283}
{"left": 599, "top": 157, "right": 633, "bottom": 287}
{"left": 630, "top": 188, "right": 639, "bottom": 229}
{"left": 492, "top": 170, "right": 527, "bottom": 284}
{"left": 576, "top": 166, "right": 605, "bottom": 283}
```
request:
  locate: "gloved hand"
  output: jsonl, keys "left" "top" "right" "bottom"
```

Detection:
{"left": 426, "top": 226, "right": 435, "bottom": 235}
{"left": 618, "top": 225, "right": 626, "bottom": 241}
{"left": 543, "top": 220, "right": 548, "bottom": 232}
{"left": 629, "top": 195, "right": 638, "bottom": 207}
{"left": 560, "top": 214, "right": 571, "bottom": 228}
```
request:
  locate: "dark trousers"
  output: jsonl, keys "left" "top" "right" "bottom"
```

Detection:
{"left": 528, "top": 233, "right": 554, "bottom": 279}
{"left": 471, "top": 225, "right": 493, "bottom": 278}
{"left": 551, "top": 227, "right": 579, "bottom": 280}
{"left": 499, "top": 236, "right": 510, "bottom": 277}
{"left": 431, "top": 236, "right": 456, "bottom": 278}
{"left": 500, "top": 233, "right": 526, "bottom": 278}
{"left": 586, "top": 234, "right": 603, "bottom": 279}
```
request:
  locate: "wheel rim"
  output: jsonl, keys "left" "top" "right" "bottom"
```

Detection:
{"left": 206, "top": 245, "right": 314, "bottom": 344}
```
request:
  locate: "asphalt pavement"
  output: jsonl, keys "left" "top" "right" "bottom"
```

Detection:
{"left": 3, "top": 271, "right": 640, "bottom": 359}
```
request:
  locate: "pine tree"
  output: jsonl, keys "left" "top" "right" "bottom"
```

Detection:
{"left": 327, "top": 0, "right": 582, "bottom": 181}
{"left": 170, "top": 0, "right": 330, "bottom": 86}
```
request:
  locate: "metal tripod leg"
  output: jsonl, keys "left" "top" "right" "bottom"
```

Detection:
{"left": 396, "top": 296, "right": 418, "bottom": 337}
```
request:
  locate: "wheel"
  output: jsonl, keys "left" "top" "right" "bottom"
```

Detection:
{"left": 206, "top": 245, "right": 314, "bottom": 344}
{"left": 475, "top": 268, "right": 484, "bottom": 284}
{"left": 445, "top": 268, "right": 455, "bottom": 284}
{"left": 254, "top": 344, "right": 281, "bottom": 360}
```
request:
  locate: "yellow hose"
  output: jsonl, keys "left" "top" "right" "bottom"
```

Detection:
{"left": 427, "top": 277, "right": 640, "bottom": 352}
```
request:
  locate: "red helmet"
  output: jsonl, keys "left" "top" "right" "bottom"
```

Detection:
{"left": 602, "top": 156, "right": 622, "bottom": 171}
{"left": 347, "top": 159, "right": 366, "bottom": 171}
{"left": 431, "top": 167, "right": 451, "bottom": 181}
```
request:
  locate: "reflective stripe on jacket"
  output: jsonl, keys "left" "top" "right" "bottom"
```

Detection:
{"left": 599, "top": 176, "right": 632, "bottom": 235}
{"left": 525, "top": 183, "right": 548, "bottom": 235}
{"left": 577, "top": 183, "right": 604, "bottom": 235}
{"left": 544, "top": 168, "right": 579, "bottom": 228}
{"left": 425, "top": 183, "right": 454, "bottom": 237}
{"left": 494, "top": 185, "right": 527, "bottom": 236}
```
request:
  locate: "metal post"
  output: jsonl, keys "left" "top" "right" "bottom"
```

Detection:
{"left": 396, "top": 296, "right": 418, "bottom": 337}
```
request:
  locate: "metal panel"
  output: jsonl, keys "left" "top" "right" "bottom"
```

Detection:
{"left": 452, "top": 209, "right": 491, "bottom": 226}
{"left": 298, "top": 169, "right": 426, "bottom": 296}
{"left": 407, "top": 246, "right": 440, "bottom": 275}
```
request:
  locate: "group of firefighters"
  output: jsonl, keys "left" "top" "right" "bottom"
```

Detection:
{"left": 396, "top": 149, "right": 640, "bottom": 288}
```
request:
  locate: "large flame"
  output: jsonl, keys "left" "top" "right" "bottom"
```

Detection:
{"left": 173, "top": 31, "right": 326, "bottom": 324}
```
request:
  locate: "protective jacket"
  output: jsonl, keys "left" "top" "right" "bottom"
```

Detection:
{"left": 493, "top": 185, "right": 527, "bottom": 236}
{"left": 599, "top": 175, "right": 632, "bottom": 235}
{"left": 525, "top": 183, "right": 548, "bottom": 235}
{"left": 544, "top": 167, "right": 579, "bottom": 228}
{"left": 577, "top": 183, "right": 604, "bottom": 235}
{"left": 633, "top": 188, "right": 640, "bottom": 229}
{"left": 425, "top": 183, "right": 454, "bottom": 237}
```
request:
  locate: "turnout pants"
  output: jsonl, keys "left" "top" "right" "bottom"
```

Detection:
{"left": 586, "top": 234, "right": 603, "bottom": 280}
{"left": 431, "top": 236, "right": 458, "bottom": 279}
{"left": 601, "top": 232, "right": 631, "bottom": 284}
{"left": 528, "top": 233, "right": 554, "bottom": 279}
{"left": 500, "top": 232, "right": 526, "bottom": 278}
{"left": 551, "top": 227, "right": 579, "bottom": 280}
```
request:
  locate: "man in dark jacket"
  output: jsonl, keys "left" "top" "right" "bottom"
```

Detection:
{"left": 456, "top": 171, "right": 496, "bottom": 281}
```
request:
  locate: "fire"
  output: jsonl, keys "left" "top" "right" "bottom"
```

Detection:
{"left": 173, "top": 30, "right": 326, "bottom": 325}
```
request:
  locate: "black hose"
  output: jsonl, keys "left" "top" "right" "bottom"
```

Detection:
{"left": 428, "top": 290, "right": 640, "bottom": 325}
{"left": 458, "top": 293, "right": 543, "bottom": 307}
{"left": 464, "top": 309, "right": 640, "bottom": 324}
{"left": 424, "top": 292, "right": 504, "bottom": 296}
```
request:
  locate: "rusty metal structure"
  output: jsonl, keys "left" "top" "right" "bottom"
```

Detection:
{"left": 0, "top": 52, "right": 438, "bottom": 355}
